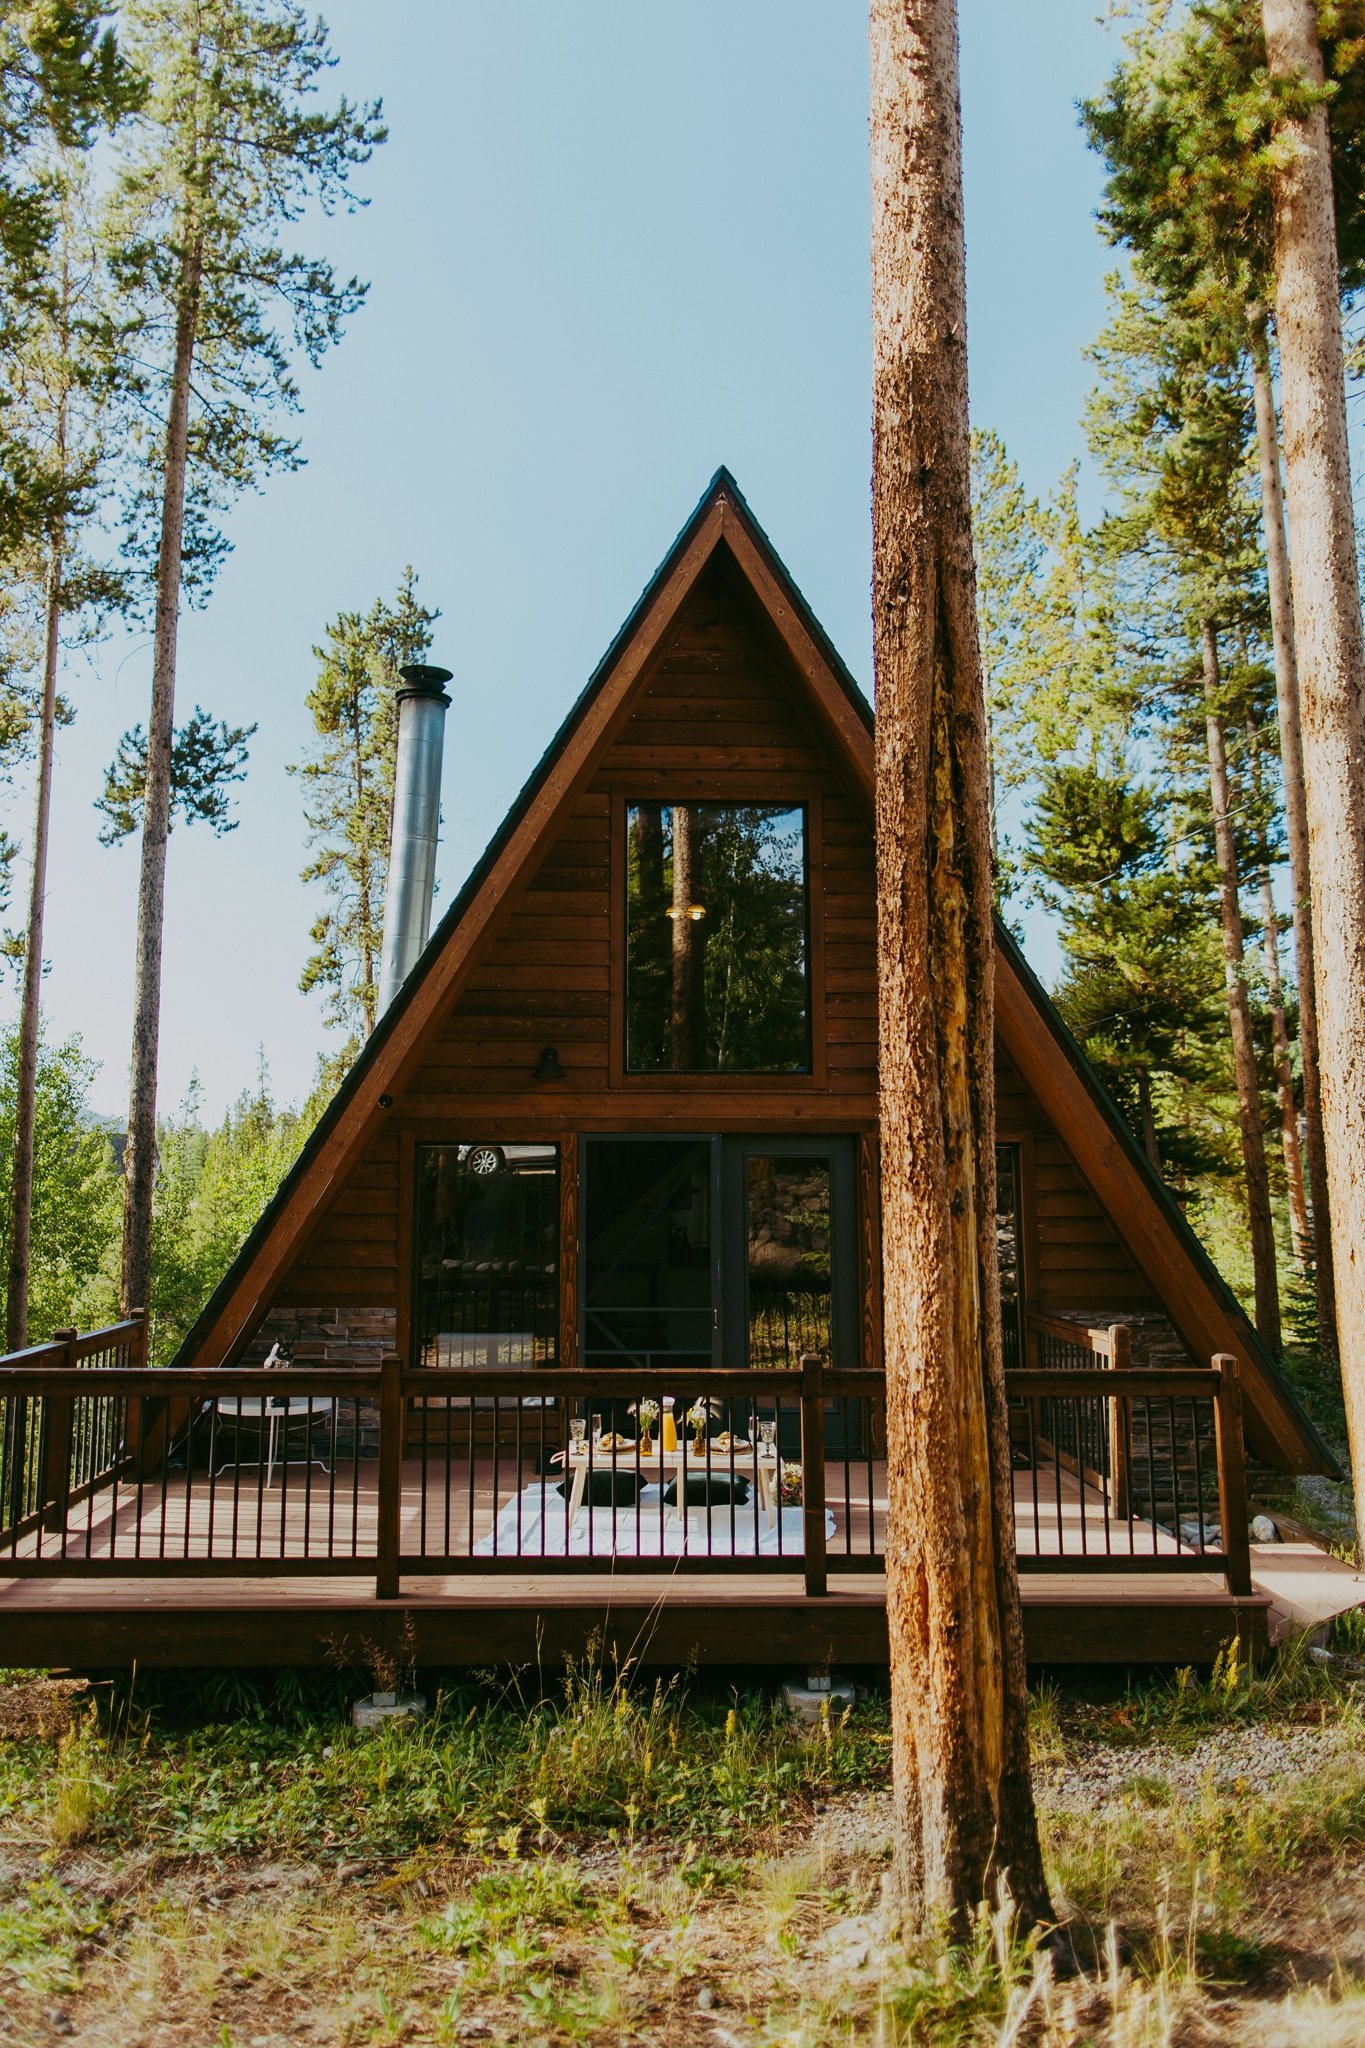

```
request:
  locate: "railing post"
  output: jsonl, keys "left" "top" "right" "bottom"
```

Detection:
{"left": 1212, "top": 1353, "right": 1253, "bottom": 1598}
{"left": 376, "top": 1351, "right": 403, "bottom": 1600}
{"left": 800, "top": 1353, "right": 827, "bottom": 1597}
{"left": 3, "top": 1346, "right": 35, "bottom": 1535}
{"left": 1107, "top": 1323, "right": 1131, "bottom": 1519}
{"left": 128, "top": 1308, "right": 148, "bottom": 1370}
{"left": 40, "top": 1328, "right": 78, "bottom": 1534}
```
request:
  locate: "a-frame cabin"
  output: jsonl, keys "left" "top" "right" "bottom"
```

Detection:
{"left": 0, "top": 472, "right": 1333, "bottom": 1671}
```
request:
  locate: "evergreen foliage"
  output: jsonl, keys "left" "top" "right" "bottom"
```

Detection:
{"left": 291, "top": 569, "right": 439, "bottom": 1043}
{"left": 0, "top": 2, "right": 139, "bottom": 551}
{"left": 1026, "top": 761, "right": 1226, "bottom": 1178}
{"left": 94, "top": 705, "right": 255, "bottom": 843}
{"left": 0, "top": 1024, "right": 117, "bottom": 1340}
{"left": 140, "top": 1062, "right": 321, "bottom": 1362}
{"left": 108, "top": 0, "right": 385, "bottom": 605}
{"left": 1082, "top": 0, "right": 1365, "bottom": 318}
{"left": 106, "top": 0, "right": 385, "bottom": 1317}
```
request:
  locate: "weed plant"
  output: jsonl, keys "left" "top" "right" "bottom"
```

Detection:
{"left": 0, "top": 1651, "right": 889, "bottom": 1862}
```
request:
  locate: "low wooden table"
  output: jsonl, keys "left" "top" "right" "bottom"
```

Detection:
{"left": 563, "top": 1441, "right": 780, "bottom": 1528}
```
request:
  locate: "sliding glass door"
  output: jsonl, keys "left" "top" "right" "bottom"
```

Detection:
{"left": 580, "top": 1135, "right": 856, "bottom": 1376}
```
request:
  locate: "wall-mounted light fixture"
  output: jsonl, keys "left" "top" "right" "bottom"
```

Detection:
{"left": 531, "top": 1044, "right": 565, "bottom": 1082}
{"left": 664, "top": 904, "right": 706, "bottom": 921}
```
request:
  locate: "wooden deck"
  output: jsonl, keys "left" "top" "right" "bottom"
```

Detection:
{"left": 0, "top": 1455, "right": 1273, "bottom": 1669}
{"left": 0, "top": 1454, "right": 1204, "bottom": 1570}
{"left": 0, "top": 1567, "right": 1271, "bottom": 1671}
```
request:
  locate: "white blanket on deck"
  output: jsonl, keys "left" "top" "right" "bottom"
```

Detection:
{"left": 473, "top": 1480, "right": 835, "bottom": 1559}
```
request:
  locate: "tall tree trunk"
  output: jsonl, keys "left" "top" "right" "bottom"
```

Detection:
{"left": 1203, "top": 623, "right": 1281, "bottom": 1354}
{"left": 6, "top": 527, "right": 64, "bottom": 1350}
{"left": 1247, "top": 306, "right": 1335, "bottom": 1349}
{"left": 870, "top": 0, "right": 1048, "bottom": 1934}
{"left": 1263, "top": 0, "right": 1365, "bottom": 1551}
{"left": 1259, "top": 865, "right": 1312, "bottom": 1269}
{"left": 1137, "top": 1069, "right": 1161, "bottom": 1174}
{"left": 121, "top": 235, "right": 202, "bottom": 1317}
{"left": 669, "top": 803, "right": 703, "bottom": 1069}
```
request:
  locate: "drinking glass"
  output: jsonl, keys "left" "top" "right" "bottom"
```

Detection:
{"left": 591, "top": 1413, "right": 603, "bottom": 1444}
{"left": 759, "top": 1418, "right": 777, "bottom": 1454}
{"left": 569, "top": 1416, "right": 587, "bottom": 1450}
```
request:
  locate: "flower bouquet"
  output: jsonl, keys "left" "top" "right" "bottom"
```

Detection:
{"left": 779, "top": 1461, "right": 803, "bottom": 1507}
{"left": 634, "top": 1397, "right": 660, "bottom": 1455}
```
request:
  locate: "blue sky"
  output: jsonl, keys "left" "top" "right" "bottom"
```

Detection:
{"left": 10, "top": 1, "right": 1119, "bottom": 1123}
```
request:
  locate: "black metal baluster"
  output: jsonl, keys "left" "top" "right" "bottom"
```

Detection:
{"left": 1192, "top": 1396, "right": 1209, "bottom": 1560}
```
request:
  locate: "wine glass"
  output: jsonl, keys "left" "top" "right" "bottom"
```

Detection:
{"left": 759, "top": 1418, "right": 777, "bottom": 1456}
{"left": 569, "top": 1416, "right": 587, "bottom": 1453}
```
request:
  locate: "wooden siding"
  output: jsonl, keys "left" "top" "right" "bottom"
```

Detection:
{"left": 273, "top": 557, "right": 1153, "bottom": 1334}
{"left": 998, "top": 1051, "right": 1154, "bottom": 1313}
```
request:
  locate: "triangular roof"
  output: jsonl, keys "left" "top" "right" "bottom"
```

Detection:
{"left": 176, "top": 469, "right": 1335, "bottom": 1476}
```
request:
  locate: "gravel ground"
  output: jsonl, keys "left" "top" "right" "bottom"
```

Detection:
{"left": 798, "top": 1721, "right": 1360, "bottom": 1868}
{"left": 1037, "top": 1722, "right": 1357, "bottom": 1810}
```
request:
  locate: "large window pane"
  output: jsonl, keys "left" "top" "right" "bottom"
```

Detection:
{"left": 625, "top": 802, "right": 809, "bottom": 1072}
{"left": 582, "top": 1138, "right": 713, "bottom": 1374}
{"left": 414, "top": 1143, "right": 558, "bottom": 1366}
{"left": 745, "top": 1155, "right": 832, "bottom": 1368}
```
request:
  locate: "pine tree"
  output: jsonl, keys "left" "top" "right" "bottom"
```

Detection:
{"left": 1027, "top": 761, "right": 1227, "bottom": 1179}
{"left": 0, "top": 3, "right": 138, "bottom": 553}
{"left": 107, "top": 0, "right": 384, "bottom": 1318}
{"left": 290, "top": 569, "right": 439, "bottom": 1045}
{"left": 1261, "top": 0, "right": 1365, "bottom": 1559}
{"left": 4, "top": 150, "right": 134, "bottom": 1349}
{"left": 1081, "top": 0, "right": 1365, "bottom": 1360}
{"left": 870, "top": 0, "right": 1048, "bottom": 1935}
{"left": 1084, "top": 278, "right": 1284, "bottom": 1349}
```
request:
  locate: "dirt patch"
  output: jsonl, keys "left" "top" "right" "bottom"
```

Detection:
{"left": 0, "top": 1680, "right": 90, "bottom": 1743}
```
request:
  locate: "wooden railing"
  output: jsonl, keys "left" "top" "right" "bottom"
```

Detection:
{"left": 0, "top": 1323, "right": 1252, "bottom": 1601}
{"left": 1, "top": 1314, "right": 146, "bottom": 1550}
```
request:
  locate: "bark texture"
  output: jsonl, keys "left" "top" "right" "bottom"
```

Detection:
{"left": 1249, "top": 314, "right": 1334, "bottom": 1340}
{"left": 6, "top": 532, "right": 64, "bottom": 1350}
{"left": 1202, "top": 624, "right": 1281, "bottom": 1354}
{"left": 1260, "top": 864, "right": 1312, "bottom": 1268}
{"left": 1263, "top": 0, "right": 1365, "bottom": 1550}
{"left": 121, "top": 235, "right": 202, "bottom": 1317}
{"left": 870, "top": 0, "right": 1049, "bottom": 1933}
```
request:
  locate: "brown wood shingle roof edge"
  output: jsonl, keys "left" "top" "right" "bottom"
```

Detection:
{"left": 170, "top": 470, "right": 1337, "bottom": 1479}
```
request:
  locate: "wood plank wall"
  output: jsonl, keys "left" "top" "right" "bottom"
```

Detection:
{"left": 272, "top": 553, "right": 1154, "bottom": 1335}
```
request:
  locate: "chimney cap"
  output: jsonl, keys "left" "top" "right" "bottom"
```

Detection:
{"left": 397, "top": 662, "right": 453, "bottom": 700}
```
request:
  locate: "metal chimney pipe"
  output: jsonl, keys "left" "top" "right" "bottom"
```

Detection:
{"left": 378, "top": 662, "right": 453, "bottom": 1013}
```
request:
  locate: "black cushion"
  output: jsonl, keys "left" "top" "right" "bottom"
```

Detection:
{"left": 663, "top": 1475, "right": 751, "bottom": 1508}
{"left": 555, "top": 1472, "right": 645, "bottom": 1506}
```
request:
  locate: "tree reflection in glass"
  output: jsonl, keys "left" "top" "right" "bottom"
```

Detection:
{"left": 745, "top": 1155, "right": 832, "bottom": 1367}
{"left": 625, "top": 802, "right": 809, "bottom": 1072}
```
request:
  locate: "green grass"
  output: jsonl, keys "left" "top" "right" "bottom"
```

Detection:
{"left": 0, "top": 1653, "right": 890, "bottom": 1863}
{"left": 7, "top": 1651, "right": 1365, "bottom": 2043}
{"left": 1045, "top": 1632, "right": 1363, "bottom": 1752}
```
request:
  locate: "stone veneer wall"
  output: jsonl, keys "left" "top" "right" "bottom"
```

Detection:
{"left": 227, "top": 1306, "right": 396, "bottom": 1460}
{"left": 243, "top": 1305, "right": 397, "bottom": 1367}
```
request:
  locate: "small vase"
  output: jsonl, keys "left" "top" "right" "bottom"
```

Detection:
{"left": 692, "top": 1431, "right": 706, "bottom": 1457}
{"left": 640, "top": 1429, "right": 653, "bottom": 1457}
